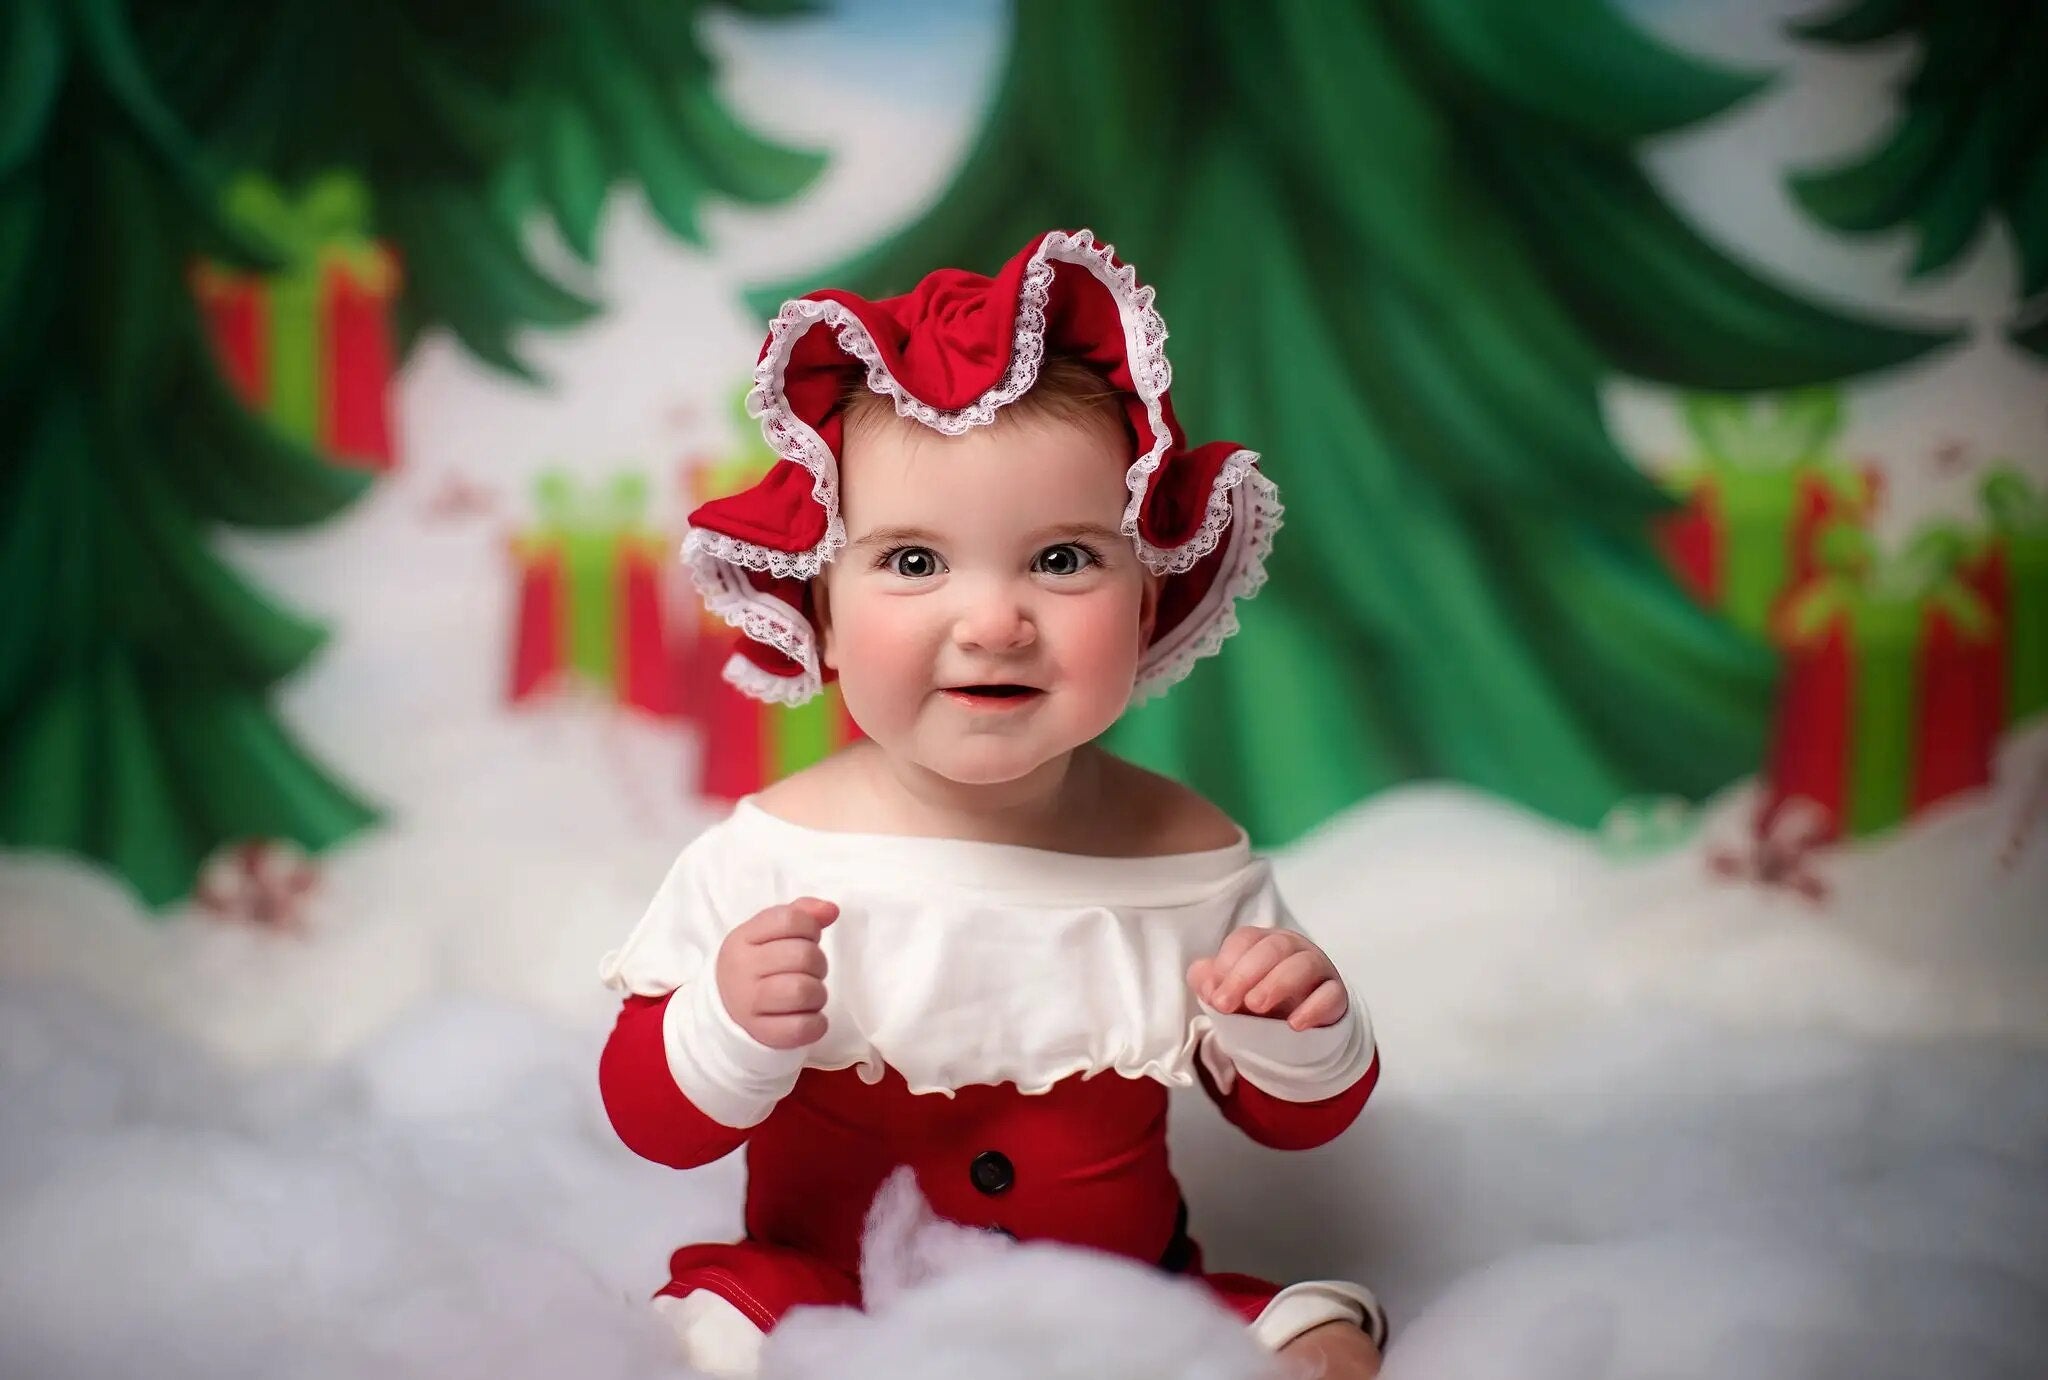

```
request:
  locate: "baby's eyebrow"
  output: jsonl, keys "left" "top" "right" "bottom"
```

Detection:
{"left": 848, "top": 521, "right": 1125, "bottom": 549}
{"left": 1027, "top": 522, "right": 1125, "bottom": 544}
{"left": 849, "top": 525, "right": 942, "bottom": 549}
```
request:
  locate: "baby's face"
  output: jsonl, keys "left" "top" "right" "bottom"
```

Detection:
{"left": 817, "top": 408, "right": 1156, "bottom": 787}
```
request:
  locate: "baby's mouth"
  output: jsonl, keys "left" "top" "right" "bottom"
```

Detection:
{"left": 942, "top": 683, "right": 1044, "bottom": 701}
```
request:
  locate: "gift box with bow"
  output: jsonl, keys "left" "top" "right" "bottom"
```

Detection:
{"left": 1959, "top": 468, "right": 2048, "bottom": 729}
{"left": 193, "top": 172, "right": 400, "bottom": 470}
{"left": 1763, "top": 526, "right": 1999, "bottom": 842}
{"left": 1655, "top": 389, "right": 1872, "bottom": 637}
{"left": 508, "top": 472, "right": 681, "bottom": 716}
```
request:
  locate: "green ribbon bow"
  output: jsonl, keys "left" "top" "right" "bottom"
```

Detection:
{"left": 1682, "top": 387, "right": 1844, "bottom": 471}
{"left": 224, "top": 172, "right": 394, "bottom": 285}
{"left": 1785, "top": 524, "right": 1994, "bottom": 646}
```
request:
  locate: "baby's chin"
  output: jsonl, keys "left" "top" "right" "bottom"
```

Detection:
{"left": 901, "top": 725, "right": 1098, "bottom": 789}
{"left": 912, "top": 741, "right": 1070, "bottom": 788}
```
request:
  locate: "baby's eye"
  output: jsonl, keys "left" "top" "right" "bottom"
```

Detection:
{"left": 1032, "top": 543, "right": 1100, "bottom": 577}
{"left": 881, "top": 546, "right": 946, "bottom": 579}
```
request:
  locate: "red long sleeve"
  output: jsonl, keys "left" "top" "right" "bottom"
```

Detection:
{"left": 598, "top": 993, "right": 752, "bottom": 1168}
{"left": 1197, "top": 1048, "right": 1380, "bottom": 1151}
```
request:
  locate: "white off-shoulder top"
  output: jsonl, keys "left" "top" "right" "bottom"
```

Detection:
{"left": 601, "top": 798, "right": 1377, "bottom": 1129}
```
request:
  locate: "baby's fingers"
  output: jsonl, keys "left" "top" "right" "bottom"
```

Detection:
{"left": 753, "top": 973, "right": 828, "bottom": 1016}
{"left": 1286, "top": 978, "right": 1349, "bottom": 1031}
{"left": 1209, "top": 932, "right": 1300, "bottom": 1013}
{"left": 751, "top": 1011, "right": 828, "bottom": 1051}
{"left": 753, "top": 936, "right": 829, "bottom": 980}
{"left": 742, "top": 898, "right": 839, "bottom": 944}
{"left": 1243, "top": 951, "right": 1328, "bottom": 1016}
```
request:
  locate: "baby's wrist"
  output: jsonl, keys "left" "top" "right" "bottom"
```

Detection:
{"left": 660, "top": 974, "right": 806, "bottom": 1128}
{"left": 1199, "top": 994, "right": 1372, "bottom": 1103}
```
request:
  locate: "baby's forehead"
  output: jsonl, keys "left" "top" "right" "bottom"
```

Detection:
{"left": 835, "top": 426, "right": 1133, "bottom": 556}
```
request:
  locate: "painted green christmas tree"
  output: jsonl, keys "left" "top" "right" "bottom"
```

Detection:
{"left": 1789, "top": 0, "right": 2048, "bottom": 360}
{"left": 757, "top": 0, "right": 1954, "bottom": 846}
{"left": 0, "top": 0, "right": 823, "bottom": 906}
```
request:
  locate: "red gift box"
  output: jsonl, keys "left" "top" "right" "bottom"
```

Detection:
{"left": 694, "top": 652, "right": 862, "bottom": 801}
{"left": 1958, "top": 468, "right": 2048, "bottom": 730}
{"left": 193, "top": 173, "right": 400, "bottom": 471}
{"left": 1764, "top": 527, "right": 2000, "bottom": 842}
{"left": 1654, "top": 389, "right": 1872, "bottom": 636}
{"left": 508, "top": 472, "right": 681, "bottom": 717}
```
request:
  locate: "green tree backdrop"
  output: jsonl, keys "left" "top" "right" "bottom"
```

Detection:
{"left": 757, "top": 0, "right": 1957, "bottom": 846}
{"left": 0, "top": 0, "right": 822, "bottom": 905}
{"left": 1788, "top": 0, "right": 2048, "bottom": 360}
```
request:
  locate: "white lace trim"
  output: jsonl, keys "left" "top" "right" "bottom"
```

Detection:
{"left": 1131, "top": 465, "right": 1283, "bottom": 707}
{"left": 690, "top": 228, "right": 1269, "bottom": 705}
{"left": 722, "top": 651, "right": 814, "bottom": 706}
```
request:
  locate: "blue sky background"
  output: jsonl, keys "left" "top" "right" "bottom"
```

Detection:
{"left": 726, "top": 0, "right": 1007, "bottom": 111}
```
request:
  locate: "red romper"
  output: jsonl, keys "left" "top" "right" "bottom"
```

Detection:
{"left": 598, "top": 802, "right": 1384, "bottom": 1371}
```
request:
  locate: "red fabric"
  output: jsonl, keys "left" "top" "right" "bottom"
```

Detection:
{"left": 324, "top": 266, "right": 397, "bottom": 470}
{"left": 599, "top": 994, "right": 750, "bottom": 1168}
{"left": 1197, "top": 1050, "right": 1379, "bottom": 1152}
{"left": 692, "top": 231, "right": 1262, "bottom": 694}
{"left": 1763, "top": 623, "right": 1851, "bottom": 841}
{"left": 599, "top": 992, "right": 1375, "bottom": 1334}
{"left": 1964, "top": 549, "right": 2011, "bottom": 730}
{"left": 201, "top": 276, "right": 267, "bottom": 407}
{"left": 507, "top": 547, "right": 563, "bottom": 704}
{"left": 695, "top": 650, "right": 772, "bottom": 801}
{"left": 1910, "top": 609, "right": 1998, "bottom": 813}
{"left": 617, "top": 546, "right": 681, "bottom": 717}
{"left": 1655, "top": 485, "right": 1720, "bottom": 604}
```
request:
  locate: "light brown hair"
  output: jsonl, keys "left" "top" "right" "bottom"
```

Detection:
{"left": 839, "top": 355, "right": 1130, "bottom": 454}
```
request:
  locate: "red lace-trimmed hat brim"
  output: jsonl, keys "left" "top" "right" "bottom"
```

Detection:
{"left": 685, "top": 228, "right": 1281, "bottom": 706}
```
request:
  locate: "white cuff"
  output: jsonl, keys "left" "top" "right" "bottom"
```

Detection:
{"left": 1249, "top": 1279, "right": 1388, "bottom": 1352}
{"left": 659, "top": 978, "right": 806, "bottom": 1129}
{"left": 1197, "top": 991, "right": 1375, "bottom": 1103}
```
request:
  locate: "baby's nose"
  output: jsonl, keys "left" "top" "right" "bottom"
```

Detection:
{"left": 953, "top": 592, "right": 1037, "bottom": 651}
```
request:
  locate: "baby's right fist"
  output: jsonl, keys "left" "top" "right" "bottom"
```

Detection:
{"left": 715, "top": 897, "right": 838, "bottom": 1050}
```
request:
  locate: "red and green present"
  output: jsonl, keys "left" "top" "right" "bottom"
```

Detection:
{"left": 1763, "top": 527, "right": 2000, "bottom": 843}
{"left": 508, "top": 471, "right": 681, "bottom": 716}
{"left": 695, "top": 667, "right": 862, "bottom": 802}
{"left": 192, "top": 173, "right": 400, "bottom": 471}
{"left": 1959, "top": 468, "right": 2048, "bottom": 729}
{"left": 1655, "top": 388, "right": 1873, "bottom": 637}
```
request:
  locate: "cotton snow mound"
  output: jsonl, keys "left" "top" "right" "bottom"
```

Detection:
{"left": 763, "top": 1246, "right": 1278, "bottom": 1380}
{"left": 6, "top": 970, "right": 2047, "bottom": 1377}
{"left": 1168, "top": 1010, "right": 2048, "bottom": 1380}
{"left": 1278, "top": 725, "right": 2048, "bottom": 1089}
{"left": 0, "top": 984, "right": 729, "bottom": 1380}
{"left": 757, "top": 1169, "right": 1278, "bottom": 1380}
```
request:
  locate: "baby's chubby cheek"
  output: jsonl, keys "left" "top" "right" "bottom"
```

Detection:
{"left": 823, "top": 610, "right": 936, "bottom": 737}
{"left": 1044, "top": 597, "right": 1150, "bottom": 723}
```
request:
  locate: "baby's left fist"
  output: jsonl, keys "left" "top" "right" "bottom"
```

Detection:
{"left": 1187, "top": 928, "right": 1348, "bottom": 1030}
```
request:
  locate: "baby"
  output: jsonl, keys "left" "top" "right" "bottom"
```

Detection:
{"left": 599, "top": 230, "right": 1385, "bottom": 1379}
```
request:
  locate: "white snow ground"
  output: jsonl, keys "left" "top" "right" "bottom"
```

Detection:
{"left": 3, "top": 668, "right": 2043, "bottom": 1377}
